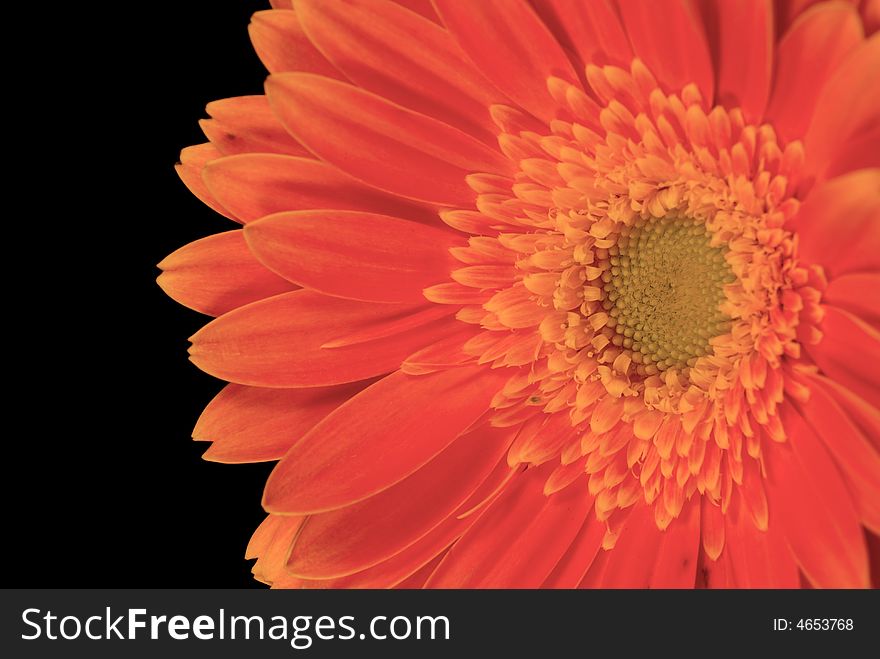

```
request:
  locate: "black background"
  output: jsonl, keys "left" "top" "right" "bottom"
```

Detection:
{"left": 13, "top": 1, "right": 276, "bottom": 587}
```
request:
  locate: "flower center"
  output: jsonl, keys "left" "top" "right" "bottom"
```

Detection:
{"left": 600, "top": 216, "right": 733, "bottom": 376}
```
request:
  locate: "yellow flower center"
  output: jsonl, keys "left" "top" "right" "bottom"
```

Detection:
{"left": 599, "top": 217, "right": 733, "bottom": 375}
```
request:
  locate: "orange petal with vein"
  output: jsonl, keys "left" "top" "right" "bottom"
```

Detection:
{"left": 203, "top": 154, "right": 438, "bottom": 225}
{"left": 617, "top": 0, "right": 714, "bottom": 108}
{"left": 287, "top": 424, "right": 515, "bottom": 578}
{"left": 266, "top": 73, "right": 512, "bottom": 205}
{"left": 175, "top": 144, "right": 234, "bottom": 220}
{"left": 295, "top": 0, "right": 500, "bottom": 144}
{"left": 157, "top": 230, "right": 294, "bottom": 317}
{"left": 248, "top": 10, "right": 345, "bottom": 78}
{"left": 701, "top": 0, "right": 773, "bottom": 122}
{"left": 825, "top": 274, "right": 880, "bottom": 327}
{"left": 804, "top": 35, "right": 880, "bottom": 179}
{"left": 189, "top": 290, "right": 450, "bottom": 387}
{"left": 808, "top": 305, "right": 880, "bottom": 408}
{"left": 427, "top": 464, "right": 592, "bottom": 588}
{"left": 797, "top": 380, "right": 880, "bottom": 532}
{"left": 200, "top": 95, "right": 310, "bottom": 157}
{"left": 764, "top": 405, "right": 869, "bottom": 588}
{"left": 245, "top": 210, "right": 460, "bottom": 303}
{"left": 263, "top": 366, "right": 509, "bottom": 514}
{"left": 765, "top": 2, "right": 863, "bottom": 143}
{"left": 789, "top": 169, "right": 880, "bottom": 278}
{"left": 433, "top": 0, "right": 579, "bottom": 124}
{"left": 195, "top": 381, "right": 371, "bottom": 463}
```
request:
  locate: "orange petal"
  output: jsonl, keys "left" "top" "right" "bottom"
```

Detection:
{"left": 822, "top": 124, "right": 880, "bottom": 180}
{"left": 804, "top": 35, "right": 879, "bottom": 180}
{"left": 266, "top": 73, "right": 512, "bottom": 205}
{"left": 797, "top": 379, "right": 880, "bottom": 532}
{"left": 700, "top": 495, "right": 725, "bottom": 561}
{"left": 789, "top": 169, "right": 880, "bottom": 279}
{"left": 808, "top": 305, "right": 880, "bottom": 409}
{"left": 286, "top": 424, "right": 515, "bottom": 578}
{"left": 195, "top": 381, "right": 370, "bottom": 463}
{"left": 699, "top": 542, "right": 735, "bottom": 588}
{"left": 724, "top": 493, "right": 799, "bottom": 588}
{"left": 617, "top": 0, "right": 714, "bottom": 107}
{"left": 244, "top": 210, "right": 460, "bottom": 303}
{"left": 175, "top": 144, "right": 234, "bottom": 220}
{"left": 809, "top": 372, "right": 880, "bottom": 452}
{"left": 582, "top": 502, "right": 662, "bottom": 587}
{"left": 200, "top": 95, "right": 310, "bottom": 157}
{"left": 307, "top": 515, "right": 468, "bottom": 589}
{"left": 700, "top": 0, "right": 772, "bottom": 123}
{"left": 189, "top": 290, "right": 452, "bottom": 387}
{"left": 202, "top": 154, "right": 438, "bottom": 225}
{"left": 393, "top": 553, "right": 447, "bottom": 589}
{"left": 392, "top": 0, "right": 439, "bottom": 22}
{"left": 263, "top": 366, "right": 509, "bottom": 513}
{"left": 426, "top": 464, "right": 592, "bottom": 587}
{"left": 765, "top": 2, "right": 863, "bottom": 143}
{"left": 250, "top": 515, "right": 304, "bottom": 584}
{"left": 248, "top": 9, "right": 345, "bottom": 78}
{"left": 245, "top": 515, "right": 284, "bottom": 560}
{"left": 542, "top": 512, "right": 606, "bottom": 588}
{"left": 401, "top": 323, "right": 481, "bottom": 375}
{"left": 764, "top": 404, "right": 869, "bottom": 588}
{"left": 825, "top": 273, "right": 880, "bottom": 327}
{"left": 157, "top": 230, "right": 295, "bottom": 317}
{"left": 649, "top": 497, "right": 701, "bottom": 588}
{"left": 295, "top": 0, "right": 500, "bottom": 144}
{"left": 432, "top": 0, "right": 580, "bottom": 124}
{"left": 529, "top": 0, "right": 633, "bottom": 70}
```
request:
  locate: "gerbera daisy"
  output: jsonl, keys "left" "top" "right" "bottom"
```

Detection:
{"left": 159, "top": 0, "right": 880, "bottom": 588}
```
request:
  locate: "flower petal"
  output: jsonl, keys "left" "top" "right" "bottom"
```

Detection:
{"left": 266, "top": 73, "right": 512, "bottom": 205}
{"left": 305, "top": 515, "right": 468, "bottom": 589}
{"left": 825, "top": 273, "right": 880, "bottom": 327}
{"left": 195, "top": 381, "right": 371, "bottom": 463}
{"left": 263, "top": 366, "right": 509, "bottom": 513}
{"left": 804, "top": 34, "right": 880, "bottom": 180}
{"left": 823, "top": 124, "right": 880, "bottom": 180}
{"left": 724, "top": 493, "right": 799, "bottom": 588}
{"left": 807, "top": 305, "right": 880, "bottom": 409}
{"left": 248, "top": 9, "right": 345, "bottom": 78}
{"left": 700, "top": 0, "right": 773, "bottom": 122}
{"left": 175, "top": 144, "right": 234, "bottom": 220}
{"left": 764, "top": 404, "right": 869, "bottom": 588}
{"left": 287, "top": 424, "right": 515, "bottom": 578}
{"left": 649, "top": 497, "right": 701, "bottom": 588}
{"left": 789, "top": 169, "right": 880, "bottom": 279}
{"left": 189, "top": 290, "right": 453, "bottom": 387}
{"left": 528, "top": 0, "right": 632, "bottom": 70}
{"left": 432, "top": 0, "right": 580, "bottom": 124}
{"left": 295, "top": 0, "right": 500, "bottom": 144}
{"left": 157, "top": 230, "right": 295, "bottom": 317}
{"left": 541, "top": 511, "right": 605, "bottom": 588}
{"left": 617, "top": 0, "right": 714, "bottom": 107}
{"left": 765, "top": 2, "right": 863, "bottom": 144}
{"left": 426, "top": 464, "right": 592, "bottom": 588}
{"left": 797, "top": 379, "right": 880, "bottom": 532}
{"left": 202, "top": 154, "right": 439, "bottom": 225}
{"left": 810, "top": 373, "right": 880, "bottom": 452}
{"left": 200, "top": 95, "right": 310, "bottom": 157}
{"left": 580, "top": 503, "right": 662, "bottom": 588}
{"left": 244, "top": 210, "right": 460, "bottom": 303}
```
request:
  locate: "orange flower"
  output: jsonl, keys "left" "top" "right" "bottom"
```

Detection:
{"left": 159, "top": 0, "right": 880, "bottom": 588}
